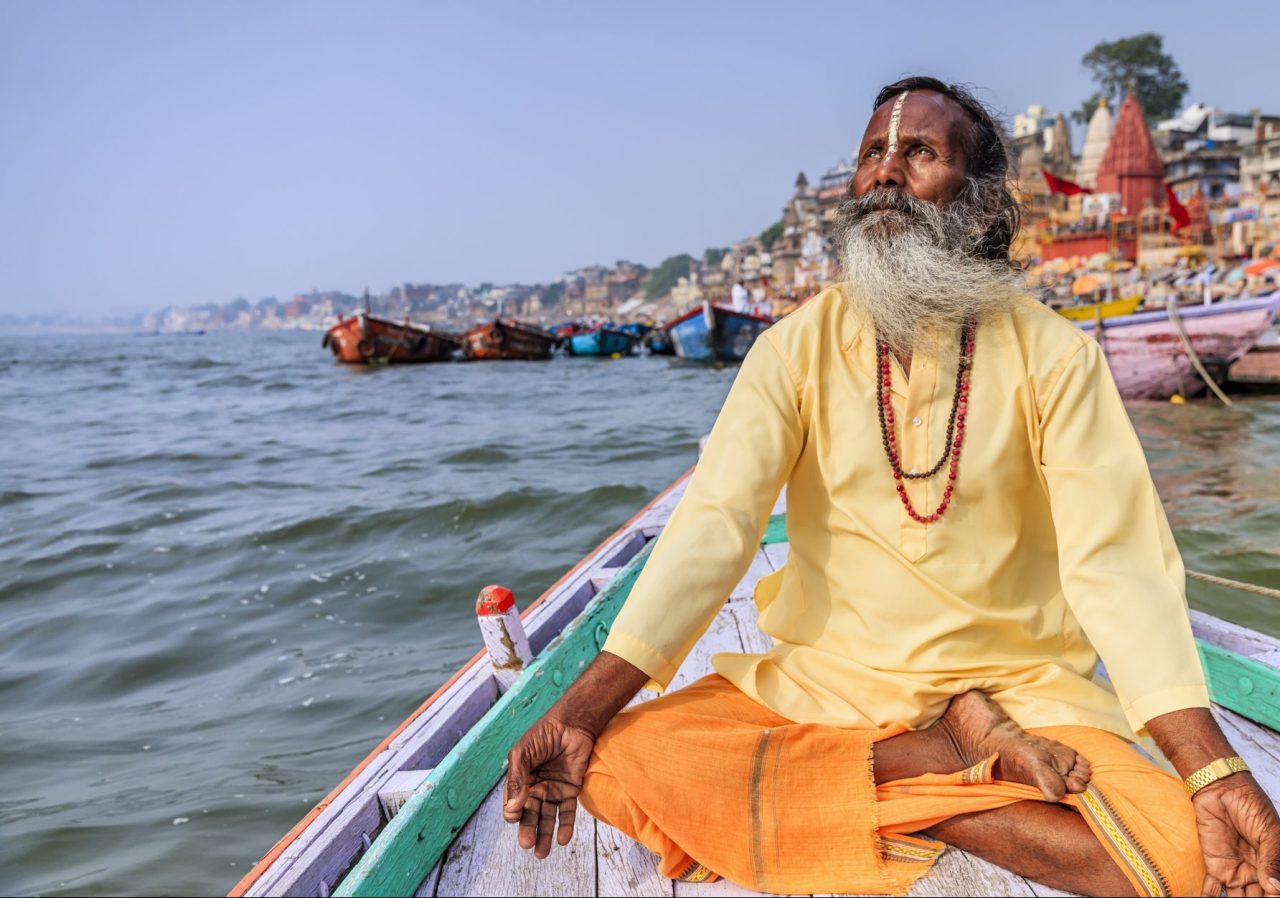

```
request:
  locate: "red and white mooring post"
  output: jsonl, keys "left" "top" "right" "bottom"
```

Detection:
{"left": 475, "top": 585, "right": 533, "bottom": 693}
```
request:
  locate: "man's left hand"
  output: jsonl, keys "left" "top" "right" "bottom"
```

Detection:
{"left": 1192, "top": 773, "right": 1280, "bottom": 897}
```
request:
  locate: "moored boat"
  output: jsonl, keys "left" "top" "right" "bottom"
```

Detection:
{"left": 565, "top": 326, "right": 639, "bottom": 357}
{"left": 462, "top": 319, "right": 557, "bottom": 361}
{"left": 322, "top": 313, "right": 461, "bottom": 365}
{"left": 666, "top": 300, "right": 773, "bottom": 362}
{"left": 228, "top": 469, "right": 1280, "bottom": 898}
{"left": 643, "top": 327, "right": 674, "bottom": 355}
{"left": 1077, "top": 291, "right": 1280, "bottom": 399}
{"left": 1056, "top": 293, "right": 1142, "bottom": 322}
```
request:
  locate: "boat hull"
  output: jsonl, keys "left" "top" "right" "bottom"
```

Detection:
{"left": 462, "top": 320, "right": 557, "bottom": 361}
{"left": 565, "top": 328, "right": 637, "bottom": 357}
{"left": 1057, "top": 294, "right": 1142, "bottom": 321}
{"left": 1077, "top": 292, "right": 1280, "bottom": 398}
{"left": 666, "top": 302, "right": 772, "bottom": 362}
{"left": 323, "top": 314, "right": 460, "bottom": 364}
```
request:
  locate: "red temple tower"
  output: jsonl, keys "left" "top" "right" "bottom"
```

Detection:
{"left": 1095, "top": 90, "right": 1165, "bottom": 215}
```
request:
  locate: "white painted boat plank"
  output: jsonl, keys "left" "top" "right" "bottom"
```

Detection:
{"left": 434, "top": 783, "right": 595, "bottom": 897}
{"left": 1190, "top": 609, "right": 1280, "bottom": 658}
{"left": 674, "top": 877, "right": 779, "bottom": 897}
{"left": 412, "top": 862, "right": 441, "bottom": 898}
{"left": 771, "top": 486, "right": 788, "bottom": 517}
{"left": 725, "top": 600, "right": 772, "bottom": 655}
{"left": 761, "top": 543, "right": 789, "bottom": 571}
{"left": 597, "top": 817, "right": 672, "bottom": 897}
{"left": 1213, "top": 707, "right": 1280, "bottom": 787}
{"left": 668, "top": 603, "right": 751, "bottom": 692}
{"left": 905, "top": 847, "right": 1041, "bottom": 897}
{"left": 730, "top": 553, "right": 774, "bottom": 602}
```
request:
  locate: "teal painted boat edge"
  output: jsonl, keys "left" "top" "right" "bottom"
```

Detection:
{"left": 761, "top": 513, "right": 787, "bottom": 545}
{"left": 334, "top": 542, "right": 654, "bottom": 898}
{"left": 1197, "top": 641, "right": 1280, "bottom": 732}
{"left": 759, "top": 512, "right": 1279, "bottom": 731}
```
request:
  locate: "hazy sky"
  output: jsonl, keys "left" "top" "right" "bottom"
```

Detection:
{"left": 2, "top": 1, "right": 1277, "bottom": 317}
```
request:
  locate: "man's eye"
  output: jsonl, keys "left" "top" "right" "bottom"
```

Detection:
{"left": 911, "top": 146, "right": 935, "bottom": 159}
{"left": 862, "top": 149, "right": 881, "bottom": 161}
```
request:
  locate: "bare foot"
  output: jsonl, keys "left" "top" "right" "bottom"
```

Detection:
{"left": 933, "top": 690, "right": 1092, "bottom": 801}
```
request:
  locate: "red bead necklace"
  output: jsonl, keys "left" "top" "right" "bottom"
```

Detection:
{"left": 876, "top": 322, "right": 976, "bottom": 524}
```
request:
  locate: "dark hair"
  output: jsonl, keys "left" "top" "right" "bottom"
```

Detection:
{"left": 873, "top": 76, "right": 1021, "bottom": 263}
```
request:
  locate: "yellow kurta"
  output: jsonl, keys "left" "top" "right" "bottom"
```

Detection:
{"left": 603, "top": 285, "right": 1209, "bottom": 740}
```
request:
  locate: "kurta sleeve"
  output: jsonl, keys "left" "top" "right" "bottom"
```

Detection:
{"left": 1039, "top": 339, "right": 1209, "bottom": 732}
{"left": 602, "top": 334, "right": 804, "bottom": 690}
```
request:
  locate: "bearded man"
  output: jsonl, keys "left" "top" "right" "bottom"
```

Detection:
{"left": 502, "top": 77, "right": 1280, "bottom": 896}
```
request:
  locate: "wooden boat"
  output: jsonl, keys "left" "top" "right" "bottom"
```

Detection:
{"left": 229, "top": 470, "right": 1280, "bottom": 898}
{"left": 1056, "top": 294, "right": 1142, "bottom": 322}
{"left": 322, "top": 313, "right": 460, "bottom": 364}
{"left": 565, "top": 326, "right": 639, "bottom": 357}
{"left": 666, "top": 300, "right": 774, "bottom": 362}
{"left": 462, "top": 319, "right": 557, "bottom": 361}
{"left": 1077, "top": 291, "right": 1280, "bottom": 399}
{"left": 644, "top": 327, "right": 674, "bottom": 356}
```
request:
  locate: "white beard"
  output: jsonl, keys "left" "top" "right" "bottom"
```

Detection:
{"left": 836, "top": 190, "right": 1024, "bottom": 357}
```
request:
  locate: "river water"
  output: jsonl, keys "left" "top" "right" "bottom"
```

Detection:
{"left": 1, "top": 331, "right": 1277, "bottom": 896}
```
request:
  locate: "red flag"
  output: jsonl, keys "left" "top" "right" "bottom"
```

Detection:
{"left": 1041, "top": 168, "right": 1092, "bottom": 196}
{"left": 1165, "top": 184, "right": 1191, "bottom": 231}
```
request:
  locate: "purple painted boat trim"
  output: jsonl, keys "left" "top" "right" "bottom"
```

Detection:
{"left": 1072, "top": 291, "right": 1280, "bottom": 400}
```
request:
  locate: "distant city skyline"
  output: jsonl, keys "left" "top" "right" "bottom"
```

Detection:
{"left": 2, "top": 0, "right": 1277, "bottom": 317}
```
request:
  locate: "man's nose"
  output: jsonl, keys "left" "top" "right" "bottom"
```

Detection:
{"left": 873, "top": 152, "right": 907, "bottom": 189}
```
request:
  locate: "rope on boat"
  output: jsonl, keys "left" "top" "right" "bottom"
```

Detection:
{"left": 1166, "top": 302, "right": 1235, "bottom": 407}
{"left": 1187, "top": 569, "right": 1280, "bottom": 600}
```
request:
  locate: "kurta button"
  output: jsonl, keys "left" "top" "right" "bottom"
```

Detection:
{"left": 912, "top": 416, "right": 923, "bottom": 427}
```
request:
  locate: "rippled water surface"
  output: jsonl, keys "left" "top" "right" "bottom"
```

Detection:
{"left": 1, "top": 331, "right": 1277, "bottom": 896}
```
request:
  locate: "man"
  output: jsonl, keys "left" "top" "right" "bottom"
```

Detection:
{"left": 732, "top": 279, "right": 750, "bottom": 313}
{"left": 503, "top": 77, "right": 1280, "bottom": 896}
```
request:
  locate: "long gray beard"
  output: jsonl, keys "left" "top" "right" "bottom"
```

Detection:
{"left": 835, "top": 186, "right": 1023, "bottom": 357}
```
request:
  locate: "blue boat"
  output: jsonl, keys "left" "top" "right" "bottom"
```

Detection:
{"left": 666, "top": 301, "right": 773, "bottom": 362}
{"left": 565, "top": 326, "right": 639, "bottom": 357}
{"left": 644, "top": 327, "right": 674, "bottom": 355}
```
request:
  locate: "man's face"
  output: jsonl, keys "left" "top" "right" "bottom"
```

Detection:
{"left": 850, "top": 90, "right": 971, "bottom": 206}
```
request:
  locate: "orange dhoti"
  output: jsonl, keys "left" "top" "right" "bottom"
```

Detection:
{"left": 580, "top": 675, "right": 1203, "bottom": 896}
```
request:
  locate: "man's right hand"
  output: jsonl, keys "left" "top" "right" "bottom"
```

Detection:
{"left": 503, "top": 714, "right": 597, "bottom": 858}
{"left": 501, "top": 651, "right": 651, "bottom": 858}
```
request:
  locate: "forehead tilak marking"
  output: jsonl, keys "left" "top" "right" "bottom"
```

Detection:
{"left": 886, "top": 90, "right": 910, "bottom": 155}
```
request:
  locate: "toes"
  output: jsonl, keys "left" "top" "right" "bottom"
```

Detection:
{"left": 1031, "top": 764, "right": 1068, "bottom": 802}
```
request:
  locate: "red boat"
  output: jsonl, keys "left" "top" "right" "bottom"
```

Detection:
{"left": 462, "top": 318, "right": 557, "bottom": 360}
{"left": 322, "top": 313, "right": 461, "bottom": 364}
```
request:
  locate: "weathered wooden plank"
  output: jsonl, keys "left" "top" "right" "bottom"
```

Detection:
{"left": 1213, "top": 707, "right": 1280, "bottom": 788}
{"left": 732, "top": 601, "right": 768, "bottom": 660}
{"left": 730, "top": 553, "right": 774, "bottom": 602}
{"left": 760, "top": 543, "right": 789, "bottom": 571}
{"left": 1191, "top": 609, "right": 1280, "bottom": 658}
{"left": 379, "top": 769, "right": 433, "bottom": 820}
{"left": 1196, "top": 640, "right": 1280, "bottom": 731}
{"left": 335, "top": 544, "right": 654, "bottom": 897}
{"left": 597, "top": 818, "right": 672, "bottom": 897}
{"left": 770, "top": 486, "right": 788, "bottom": 517}
{"left": 906, "top": 847, "right": 1039, "bottom": 897}
{"left": 433, "top": 783, "right": 595, "bottom": 897}
{"left": 1025, "top": 880, "right": 1077, "bottom": 897}
{"left": 412, "top": 862, "right": 441, "bottom": 898}
{"left": 669, "top": 602, "right": 751, "bottom": 691}
{"left": 674, "top": 877, "right": 776, "bottom": 897}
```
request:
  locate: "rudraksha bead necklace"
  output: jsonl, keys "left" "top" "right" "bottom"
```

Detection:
{"left": 875, "top": 322, "right": 976, "bottom": 524}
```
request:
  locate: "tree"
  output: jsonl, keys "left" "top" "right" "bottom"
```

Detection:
{"left": 759, "top": 220, "right": 784, "bottom": 251}
{"left": 643, "top": 254, "right": 694, "bottom": 299}
{"left": 703, "top": 247, "right": 729, "bottom": 268}
{"left": 1072, "top": 33, "right": 1188, "bottom": 126}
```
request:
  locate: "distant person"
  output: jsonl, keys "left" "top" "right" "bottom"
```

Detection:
{"left": 730, "top": 280, "right": 749, "bottom": 313}
{"left": 503, "top": 76, "right": 1280, "bottom": 897}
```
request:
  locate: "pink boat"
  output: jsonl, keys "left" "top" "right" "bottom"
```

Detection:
{"left": 1076, "top": 291, "right": 1280, "bottom": 399}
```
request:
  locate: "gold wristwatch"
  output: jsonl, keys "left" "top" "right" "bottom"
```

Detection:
{"left": 1184, "top": 757, "right": 1250, "bottom": 796}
